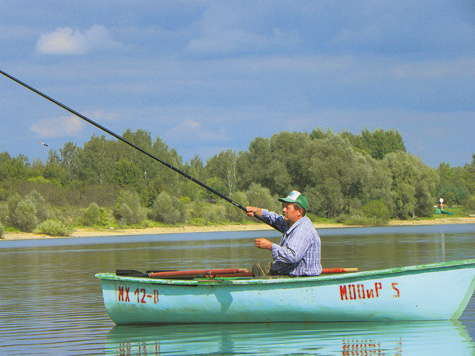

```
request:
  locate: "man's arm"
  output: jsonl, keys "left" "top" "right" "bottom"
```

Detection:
{"left": 246, "top": 206, "right": 279, "bottom": 251}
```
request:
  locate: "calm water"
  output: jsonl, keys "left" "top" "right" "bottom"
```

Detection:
{"left": 0, "top": 224, "right": 474, "bottom": 355}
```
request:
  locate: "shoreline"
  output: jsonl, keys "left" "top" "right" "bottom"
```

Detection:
{"left": 2, "top": 217, "right": 474, "bottom": 241}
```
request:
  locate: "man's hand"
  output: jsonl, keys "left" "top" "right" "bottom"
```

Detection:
{"left": 245, "top": 206, "right": 261, "bottom": 217}
{"left": 254, "top": 238, "right": 272, "bottom": 250}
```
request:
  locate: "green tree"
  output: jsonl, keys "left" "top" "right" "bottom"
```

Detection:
{"left": 113, "top": 159, "right": 143, "bottom": 193}
{"left": 151, "top": 191, "right": 187, "bottom": 225}
{"left": 245, "top": 183, "right": 280, "bottom": 212}
{"left": 113, "top": 190, "right": 146, "bottom": 225}
{"left": 206, "top": 150, "right": 239, "bottom": 195}
{"left": 82, "top": 202, "right": 109, "bottom": 226}
{"left": 238, "top": 137, "right": 274, "bottom": 191}
{"left": 25, "top": 190, "right": 49, "bottom": 223}
{"left": 304, "top": 134, "right": 369, "bottom": 216}
{"left": 203, "top": 177, "right": 229, "bottom": 203}
{"left": 59, "top": 141, "right": 79, "bottom": 183}
{"left": 341, "top": 128, "right": 406, "bottom": 160}
{"left": 361, "top": 199, "right": 390, "bottom": 223}
{"left": 0, "top": 153, "right": 29, "bottom": 180}
{"left": 13, "top": 199, "right": 38, "bottom": 231}
{"left": 76, "top": 135, "right": 118, "bottom": 185}
{"left": 43, "top": 151, "right": 67, "bottom": 186}
{"left": 225, "top": 191, "right": 249, "bottom": 222}
{"left": 384, "top": 152, "right": 438, "bottom": 219}
{"left": 436, "top": 162, "right": 470, "bottom": 205}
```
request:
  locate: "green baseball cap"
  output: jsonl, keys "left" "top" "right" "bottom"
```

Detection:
{"left": 278, "top": 190, "right": 309, "bottom": 210}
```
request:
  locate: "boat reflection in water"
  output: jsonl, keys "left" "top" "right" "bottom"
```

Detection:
{"left": 106, "top": 320, "right": 474, "bottom": 355}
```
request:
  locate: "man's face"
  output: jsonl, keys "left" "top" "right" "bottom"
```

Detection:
{"left": 282, "top": 203, "right": 302, "bottom": 225}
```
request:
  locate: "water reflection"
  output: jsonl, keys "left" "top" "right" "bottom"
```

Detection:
{"left": 106, "top": 321, "right": 473, "bottom": 355}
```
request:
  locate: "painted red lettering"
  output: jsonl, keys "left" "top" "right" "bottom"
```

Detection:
{"left": 357, "top": 284, "right": 366, "bottom": 299}
{"left": 392, "top": 283, "right": 400, "bottom": 298}
{"left": 119, "top": 287, "right": 130, "bottom": 302}
{"left": 366, "top": 289, "right": 374, "bottom": 298}
{"left": 340, "top": 285, "right": 348, "bottom": 300}
{"left": 348, "top": 284, "right": 356, "bottom": 300}
{"left": 375, "top": 282, "right": 382, "bottom": 297}
{"left": 134, "top": 288, "right": 147, "bottom": 303}
{"left": 153, "top": 290, "right": 159, "bottom": 304}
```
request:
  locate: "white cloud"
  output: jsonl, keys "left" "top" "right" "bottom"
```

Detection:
{"left": 31, "top": 115, "right": 84, "bottom": 137}
{"left": 35, "top": 25, "right": 123, "bottom": 55}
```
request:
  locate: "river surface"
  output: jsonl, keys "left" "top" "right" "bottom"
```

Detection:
{"left": 1, "top": 224, "right": 474, "bottom": 355}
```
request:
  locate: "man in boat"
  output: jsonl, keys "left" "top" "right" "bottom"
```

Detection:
{"left": 245, "top": 190, "right": 322, "bottom": 277}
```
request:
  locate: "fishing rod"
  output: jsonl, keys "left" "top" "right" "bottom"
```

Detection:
{"left": 0, "top": 69, "right": 275, "bottom": 230}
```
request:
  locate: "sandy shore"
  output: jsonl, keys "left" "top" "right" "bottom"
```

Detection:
{"left": 2, "top": 217, "right": 474, "bottom": 241}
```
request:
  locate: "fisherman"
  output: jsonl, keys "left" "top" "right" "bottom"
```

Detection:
{"left": 245, "top": 190, "right": 322, "bottom": 277}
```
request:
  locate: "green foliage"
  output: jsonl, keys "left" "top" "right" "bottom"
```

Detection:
{"left": 82, "top": 202, "right": 109, "bottom": 226}
{"left": 361, "top": 199, "right": 390, "bottom": 224}
{"left": 0, "top": 202, "right": 7, "bottom": 225}
{"left": 12, "top": 198, "right": 38, "bottom": 232}
{"left": 204, "top": 205, "right": 226, "bottom": 224}
{"left": 113, "top": 190, "right": 146, "bottom": 225}
{"left": 384, "top": 151, "right": 438, "bottom": 219}
{"left": 245, "top": 183, "right": 280, "bottom": 212}
{"left": 0, "top": 128, "right": 471, "bottom": 229}
{"left": 463, "top": 195, "right": 475, "bottom": 213}
{"left": 5, "top": 191, "right": 50, "bottom": 232}
{"left": 206, "top": 150, "right": 239, "bottom": 195}
{"left": 341, "top": 128, "right": 406, "bottom": 160}
{"left": 225, "top": 191, "right": 249, "bottom": 222}
{"left": 203, "top": 177, "right": 229, "bottom": 203}
{"left": 25, "top": 190, "right": 49, "bottom": 223}
{"left": 36, "top": 219, "right": 72, "bottom": 236}
{"left": 0, "top": 222, "right": 4, "bottom": 238}
{"left": 0, "top": 153, "right": 29, "bottom": 180}
{"left": 151, "top": 191, "right": 187, "bottom": 225}
{"left": 436, "top": 162, "right": 470, "bottom": 205}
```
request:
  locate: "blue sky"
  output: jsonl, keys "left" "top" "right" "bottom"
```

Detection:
{"left": 1, "top": 1, "right": 474, "bottom": 168}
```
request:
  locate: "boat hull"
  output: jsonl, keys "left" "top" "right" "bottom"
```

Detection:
{"left": 96, "top": 259, "right": 475, "bottom": 325}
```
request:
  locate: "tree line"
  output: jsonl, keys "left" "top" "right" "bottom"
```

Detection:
{"left": 0, "top": 128, "right": 474, "bottom": 236}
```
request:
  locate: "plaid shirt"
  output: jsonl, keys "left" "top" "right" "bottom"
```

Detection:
{"left": 261, "top": 209, "right": 322, "bottom": 276}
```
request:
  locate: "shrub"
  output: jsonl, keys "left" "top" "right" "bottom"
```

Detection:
{"left": 113, "top": 190, "right": 146, "bottom": 225}
{"left": 361, "top": 199, "right": 390, "bottom": 224}
{"left": 205, "top": 204, "right": 226, "bottom": 223}
{"left": 116, "top": 203, "right": 134, "bottom": 226}
{"left": 5, "top": 191, "right": 51, "bottom": 232}
{"left": 152, "top": 192, "right": 187, "bottom": 225}
{"left": 82, "top": 202, "right": 109, "bottom": 226}
{"left": 0, "top": 222, "right": 4, "bottom": 238}
{"left": 36, "top": 219, "right": 72, "bottom": 236}
{"left": 25, "top": 190, "right": 49, "bottom": 223}
{"left": 13, "top": 199, "right": 38, "bottom": 232}
{"left": 6, "top": 194, "right": 22, "bottom": 226}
